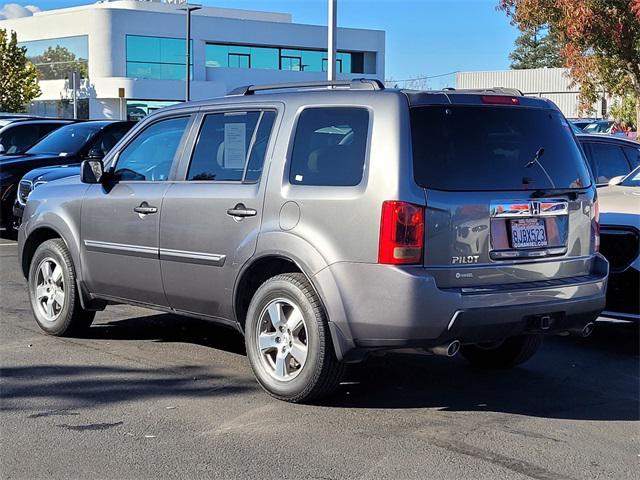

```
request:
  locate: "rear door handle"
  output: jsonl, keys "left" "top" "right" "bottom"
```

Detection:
{"left": 227, "top": 203, "right": 257, "bottom": 218}
{"left": 134, "top": 202, "right": 158, "bottom": 215}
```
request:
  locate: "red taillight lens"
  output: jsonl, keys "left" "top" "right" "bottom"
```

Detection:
{"left": 481, "top": 95, "right": 520, "bottom": 105}
{"left": 593, "top": 199, "right": 600, "bottom": 253}
{"left": 379, "top": 201, "right": 425, "bottom": 265}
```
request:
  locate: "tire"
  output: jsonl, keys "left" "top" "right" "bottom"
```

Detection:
{"left": 244, "top": 273, "right": 343, "bottom": 403}
{"left": 460, "top": 334, "right": 543, "bottom": 369}
{"left": 28, "top": 238, "right": 95, "bottom": 336}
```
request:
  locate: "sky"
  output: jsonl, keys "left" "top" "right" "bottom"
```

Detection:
{"left": 0, "top": 0, "right": 520, "bottom": 88}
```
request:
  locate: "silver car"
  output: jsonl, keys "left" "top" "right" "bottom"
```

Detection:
{"left": 18, "top": 81, "right": 608, "bottom": 402}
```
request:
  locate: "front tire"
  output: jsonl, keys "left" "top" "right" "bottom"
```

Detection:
{"left": 460, "top": 334, "right": 543, "bottom": 369}
{"left": 28, "top": 239, "right": 95, "bottom": 336}
{"left": 245, "top": 273, "right": 343, "bottom": 403}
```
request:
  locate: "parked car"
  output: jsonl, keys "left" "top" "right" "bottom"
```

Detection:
{"left": 583, "top": 120, "right": 614, "bottom": 134}
{"left": 577, "top": 134, "right": 640, "bottom": 185}
{"left": 569, "top": 118, "right": 597, "bottom": 131}
{"left": 596, "top": 166, "right": 640, "bottom": 323}
{"left": 0, "top": 118, "right": 76, "bottom": 156}
{"left": 1, "top": 120, "right": 134, "bottom": 231}
{"left": 18, "top": 81, "right": 607, "bottom": 403}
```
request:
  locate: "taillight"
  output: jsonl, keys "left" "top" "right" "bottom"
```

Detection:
{"left": 480, "top": 95, "right": 520, "bottom": 105}
{"left": 378, "top": 201, "right": 425, "bottom": 265}
{"left": 593, "top": 199, "right": 600, "bottom": 253}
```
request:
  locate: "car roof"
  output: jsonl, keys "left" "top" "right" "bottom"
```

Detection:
{"left": 153, "top": 82, "right": 555, "bottom": 117}
{"left": 576, "top": 133, "right": 639, "bottom": 147}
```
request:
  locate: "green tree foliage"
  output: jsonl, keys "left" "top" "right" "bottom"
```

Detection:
{"left": 499, "top": 0, "right": 640, "bottom": 132}
{"left": 510, "top": 27, "right": 564, "bottom": 69}
{"left": 0, "top": 28, "right": 40, "bottom": 112}
{"left": 31, "top": 45, "right": 88, "bottom": 80}
{"left": 610, "top": 95, "right": 637, "bottom": 129}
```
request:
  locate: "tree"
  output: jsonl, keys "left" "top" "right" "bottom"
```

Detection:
{"left": 31, "top": 45, "right": 88, "bottom": 80}
{"left": 0, "top": 28, "right": 40, "bottom": 112}
{"left": 510, "top": 27, "right": 564, "bottom": 69}
{"left": 610, "top": 94, "right": 638, "bottom": 127}
{"left": 498, "top": 0, "right": 640, "bottom": 128}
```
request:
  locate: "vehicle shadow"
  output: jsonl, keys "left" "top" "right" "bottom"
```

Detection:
{"left": 5, "top": 313, "right": 637, "bottom": 421}
{"left": 326, "top": 325, "right": 639, "bottom": 420}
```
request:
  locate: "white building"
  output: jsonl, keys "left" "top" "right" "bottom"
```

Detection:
{"left": 0, "top": 0, "right": 385, "bottom": 119}
{"left": 456, "top": 68, "right": 608, "bottom": 119}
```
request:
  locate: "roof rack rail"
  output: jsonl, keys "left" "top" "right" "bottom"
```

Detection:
{"left": 441, "top": 87, "right": 524, "bottom": 96}
{"left": 227, "top": 78, "right": 385, "bottom": 96}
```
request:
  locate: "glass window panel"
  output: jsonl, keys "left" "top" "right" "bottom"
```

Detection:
{"left": 289, "top": 108, "right": 370, "bottom": 186}
{"left": 245, "top": 111, "right": 277, "bottom": 182}
{"left": 126, "top": 36, "right": 161, "bottom": 63}
{"left": 159, "top": 37, "right": 185, "bottom": 65}
{"left": 115, "top": 116, "right": 190, "bottom": 182}
{"left": 19, "top": 35, "right": 89, "bottom": 80}
{"left": 187, "top": 111, "right": 261, "bottom": 181}
{"left": 205, "top": 44, "right": 228, "bottom": 67}
{"left": 248, "top": 47, "right": 279, "bottom": 70}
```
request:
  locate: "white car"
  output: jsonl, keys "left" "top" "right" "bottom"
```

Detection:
{"left": 597, "top": 166, "right": 640, "bottom": 323}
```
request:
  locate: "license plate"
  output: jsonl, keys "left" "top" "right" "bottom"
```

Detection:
{"left": 510, "top": 218, "right": 548, "bottom": 249}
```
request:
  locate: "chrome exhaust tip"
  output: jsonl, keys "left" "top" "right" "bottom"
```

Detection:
{"left": 581, "top": 322, "right": 595, "bottom": 338}
{"left": 427, "top": 340, "right": 461, "bottom": 357}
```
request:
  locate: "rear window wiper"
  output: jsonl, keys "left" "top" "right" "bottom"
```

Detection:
{"left": 525, "top": 147, "right": 556, "bottom": 189}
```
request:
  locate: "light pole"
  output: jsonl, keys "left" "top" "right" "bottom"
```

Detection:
{"left": 327, "top": 0, "right": 337, "bottom": 81}
{"left": 178, "top": 3, "right": 201, "bottom": 102}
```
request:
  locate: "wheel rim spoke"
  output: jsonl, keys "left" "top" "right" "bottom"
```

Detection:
{"left": 258, "top": 332, "right": 278, "bottom": 351}
{"left": 51, "top": 265, "right": 62, "bottom": 284}
{"left": 274, "top": 352, "right": 288, "bottom": 378}
{"left": 289, "top": 340, "right": 307, "bottom": 365}
{"left": 41, "top": 261, "right": 52, "bottom": 282}
{"left": 52, "top": 290, "right": 65, "bottom": 309}
{"left": 267, "top": 302, "right": 284, "bottom": 329}
{"left": 36, "top": 285, "right": 48, "bottom": 301}
{"left": 286, "top": 308, "right": 304, "bottom": 333}
{"left": 45, "top": 297, "right": 55, "bottom": 318}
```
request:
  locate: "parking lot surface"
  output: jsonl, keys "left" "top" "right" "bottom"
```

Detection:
{"left": 0, "top": 237, "right": 638, "bottom": 480}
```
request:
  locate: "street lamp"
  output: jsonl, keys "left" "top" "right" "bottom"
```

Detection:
{"left": 178, "top": 3, "right": 202, "bottom": 102}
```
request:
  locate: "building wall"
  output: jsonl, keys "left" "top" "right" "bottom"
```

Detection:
{"left": 456, "top": 68, "right": 607, "bottom": 118}
{"left": 0, "top": 0, "right": 385, "bottom": 119}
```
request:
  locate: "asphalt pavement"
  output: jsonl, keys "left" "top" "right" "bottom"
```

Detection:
{"left": 1, "top": 236, "right": 638, "bottom": 480}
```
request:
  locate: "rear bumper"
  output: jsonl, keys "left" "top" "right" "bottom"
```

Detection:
{"left": 316, "top": 254, "right": 608, "bottom": 356}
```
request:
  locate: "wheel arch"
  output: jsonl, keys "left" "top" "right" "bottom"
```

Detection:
{"left": 233, "top": 252, "right": 355, "bottom": 361}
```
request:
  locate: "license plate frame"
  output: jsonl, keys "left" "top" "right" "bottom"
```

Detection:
{"left": 510, "top": 218, "right": 548, "bottom": 249}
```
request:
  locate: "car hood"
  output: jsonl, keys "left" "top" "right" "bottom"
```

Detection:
{"left": 598, "top": 185, "right": 640, "bottom": 228}
{"left": 22, "top": 163, "right": 81, "bottom": 183}
{"left": 0, "top": 153, "right": 70, "bottom": 168}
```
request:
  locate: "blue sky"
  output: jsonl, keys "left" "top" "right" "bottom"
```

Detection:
{"left": 8, "top": 0, "right": 519, "bottom": 87}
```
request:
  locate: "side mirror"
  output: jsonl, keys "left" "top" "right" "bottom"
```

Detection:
{"left": 80, "top": 159, "right": 104, "bottom": 184}
{"left": 608, "top": 175, "right": 624, "bottom": 186}
{"left": 86, "top": 147, "right": 104, "bottom": 160}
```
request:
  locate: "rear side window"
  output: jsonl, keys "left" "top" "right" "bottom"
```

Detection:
{"left": 587, "top": 143, "right": 632, "bottom": 184}
{"left": 410, "top": 106, "right": 592, "bottom": 191}
{"left": 623, "top": 146, "right": 640, "bottom": 167}
{"left": 188, "top": 111, "right": 275, "bottom": 182}
{"left": 289, "top": 107, "right": 369, "bottom": 186}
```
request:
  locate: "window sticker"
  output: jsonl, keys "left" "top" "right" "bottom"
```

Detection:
{"left": 224, "top": 123, "right": 246, "bottom": 168}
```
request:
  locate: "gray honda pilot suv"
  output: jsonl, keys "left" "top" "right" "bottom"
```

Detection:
{"left": 18, "top": 80, "right": 608, "bottom": 402}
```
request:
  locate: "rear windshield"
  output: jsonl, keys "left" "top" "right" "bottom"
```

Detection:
{"left": 410, "top": 106, "right": 591, "bottom": 191}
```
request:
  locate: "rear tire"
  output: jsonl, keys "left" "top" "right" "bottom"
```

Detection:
{"left": 28, "top": 239, "right": 95, "bottom": 336}
{"left": 460, "top": 334, "right": 543, "bottom": 369}
{"left": 245, "top": 273, "right": 343, "bottom": 403}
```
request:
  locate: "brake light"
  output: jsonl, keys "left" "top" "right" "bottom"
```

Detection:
{"left": 593, "top": 199, "right": 600, "bottom": 253}
{"left": 481, "top": 95, "right": 520, "bottom": 105}
{"left": 379, "top": 201, "right": 424, "bottom": 265}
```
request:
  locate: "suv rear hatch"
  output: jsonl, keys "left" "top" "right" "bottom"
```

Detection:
{"left": 409, "top": 96, "right": 597, "bottom": 289}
